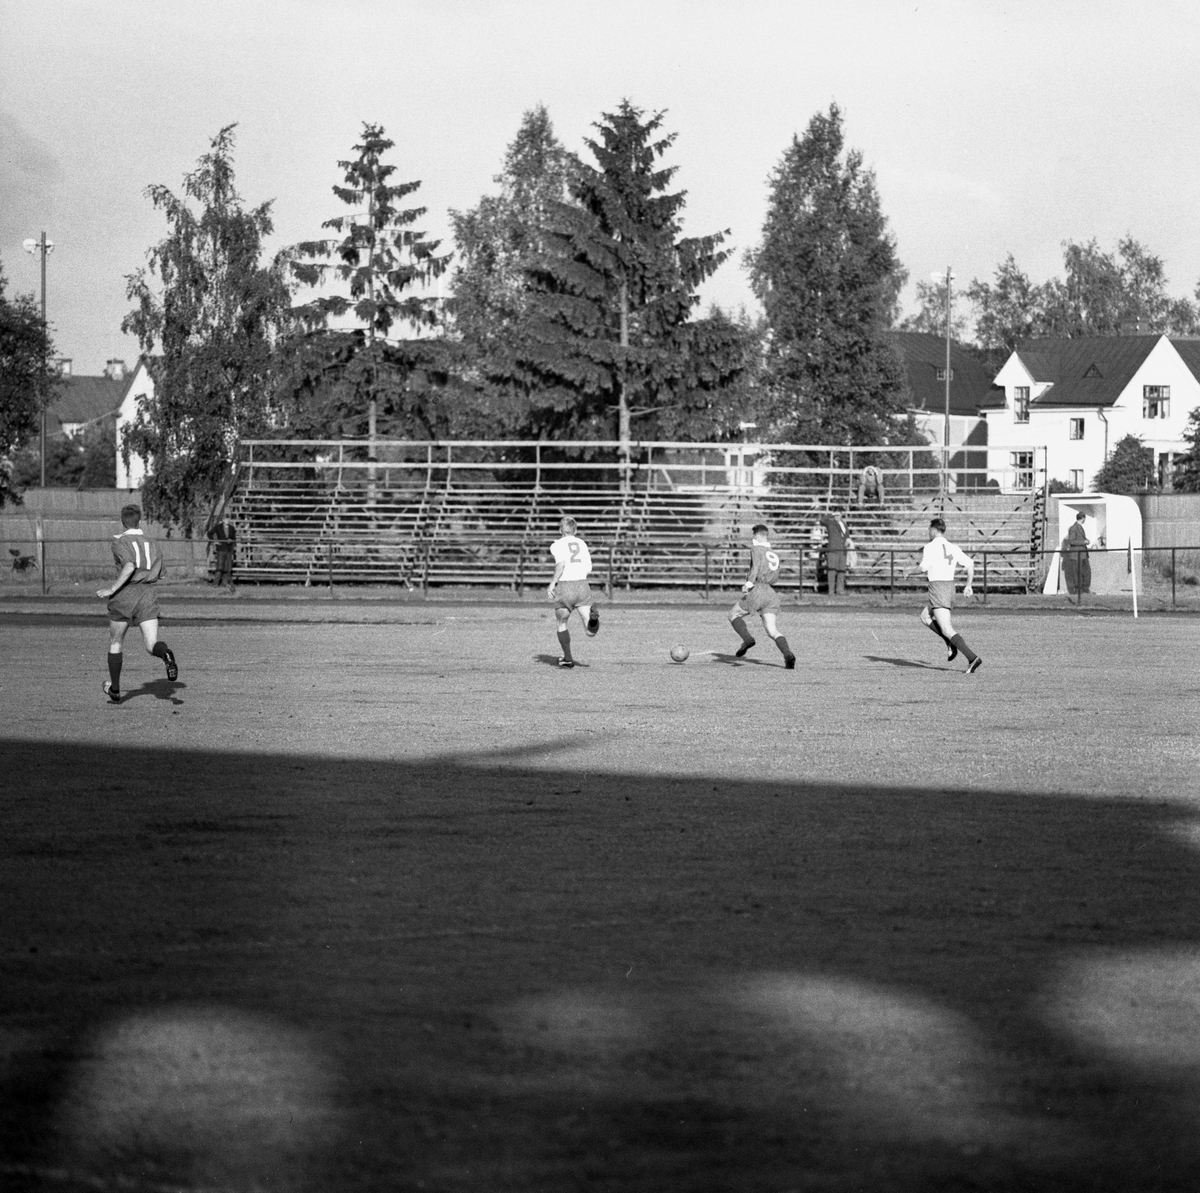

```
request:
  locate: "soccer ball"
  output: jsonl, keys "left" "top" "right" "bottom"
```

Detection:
{"left": 669, "top": 644, "right": 689, "bottom": 663}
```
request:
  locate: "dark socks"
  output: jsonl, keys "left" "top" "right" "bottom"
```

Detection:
{"left": 556, "top": 628, "right": 572, "bottom": 661}
{"left": 926, "top": 617, "right": 949, "bottom": 643}
{"left": 151, "top": 642, "right": 170, "bottom": 660}
{"left": 731, "top": 616, "right": 754, "bottom": 645}
{"left": 949, "top": 633, "right": 977, "bottom": 663}
{"left": 774, "top": 635, "right": 792, "bottom": 658}
{"left": 107, "top": 651, "right": 122, "bottom": 689}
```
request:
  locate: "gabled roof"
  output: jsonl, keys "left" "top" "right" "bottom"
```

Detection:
{"left": 48, "top": 375, "right": 126, "bottom": 429}
{"left": 1169, "top": 338, "right": 1200, "bottom": 378}
{"left": 886, "top": 331, "right": 1002, "bottom": 416}
{"left": 1011, "top": 336, "right": 1160, "bottom": 408}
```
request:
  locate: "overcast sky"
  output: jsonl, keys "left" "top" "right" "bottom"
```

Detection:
{"left": 4, "top": 0, "right": 1200, "bottom": 374}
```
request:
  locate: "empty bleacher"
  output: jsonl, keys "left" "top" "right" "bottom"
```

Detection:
{"left": 221, "top": 440, "right": 1049, "bottom": 593}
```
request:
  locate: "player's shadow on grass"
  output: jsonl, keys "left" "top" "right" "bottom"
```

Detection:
{"left": 121, "top": 678, "right": 186, "bottom": 705}
{"left": 711, "top": 652, "right": 782, "bottom": 667}
{"left": 863, "top": 654, "right": 951, "bottom": 671}
{"left": 532, "top": 653, "right": 590, "bottom": 668}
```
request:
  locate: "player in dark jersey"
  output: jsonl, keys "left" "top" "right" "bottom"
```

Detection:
{"left": 96, "top": 504, "right": 178, "bottom": 702}
{"left": 728, "top": 523, "right": 796, "bottom": 669}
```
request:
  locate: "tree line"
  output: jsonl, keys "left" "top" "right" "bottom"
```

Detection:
{"left": 111, "top": 101, "right": 923, "bottom": 526}
{"left": 4, "top": 101, "right": 1200, "bottom": 523}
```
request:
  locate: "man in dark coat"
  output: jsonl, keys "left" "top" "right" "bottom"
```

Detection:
{"left": 208, "top": 515, "right": 237, "bottom": 589}
{"left": 821, "top": 511, "right": 848, "bottom": 595}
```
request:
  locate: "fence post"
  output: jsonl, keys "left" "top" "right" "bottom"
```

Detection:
{"left": 889, "top": 549, "right": 894, "bottom": 603}
{"left": 37, "top": 520, "right": 46, "bottom": 595}
{"left": 704, "top": 545, "right": 710, "bottom": 600}
{"left": 327, "top": 540, "right": 333, "bottom": 591}
{"left": 422, "top": 540, "right": 430, "bottom": 599}
{"left": 982, "top": 551, "right": 988, "bottom": 604}
{"left": 1172, "top": 546, "right": 1177, "bottom": 607}
{"left": 798, "top": 547, "right": 804, "bottom": 597}
{"left": 608, "top": 544, "right": 615, "bottom": 601}
{"left": 517, "top": 543, "right": 525, "bottom": 596}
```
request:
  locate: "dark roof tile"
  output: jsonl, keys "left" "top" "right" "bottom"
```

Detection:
{"left": 1013, "top": 336, "right": 1159, "bottom": 407}
{"left": 886, "top": 331, "right": 996, "bottom": 416}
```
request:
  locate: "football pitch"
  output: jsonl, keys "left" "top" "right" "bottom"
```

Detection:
{"left": 3, "top": 601, "right": 1200, "bottom": 1192}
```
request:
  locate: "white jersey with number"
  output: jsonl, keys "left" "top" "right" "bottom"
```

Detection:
{"left": 551, "top": 534, "right": 592, "bottom": 580}
{"left": 919, "top": 536, "right": 972, "bottom": 581}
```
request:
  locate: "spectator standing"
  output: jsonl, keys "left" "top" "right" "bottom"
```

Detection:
{"left": 821, "top": 511, "right": 849, "bottom": 595}
{"left": 208, "top": 515, "right": 237, "bottom": 590}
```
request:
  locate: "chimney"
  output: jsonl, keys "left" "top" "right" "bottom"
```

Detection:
{"left": 56, "top": 358, "right": 72, "bottom": 376}
{"left": 104, "top": 358, "right": 127, "bottom": 380}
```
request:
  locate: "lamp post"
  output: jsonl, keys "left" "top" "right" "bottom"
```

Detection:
{"left": 930, "top": 267, "right": 954, "bottom": 501}
{"left": 23, "top": 232, "right": 55, "bottom": 487}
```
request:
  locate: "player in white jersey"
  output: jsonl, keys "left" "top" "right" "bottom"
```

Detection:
{"left": 916, "top": 516, "right": 982, "bottom": 673}
{"left": 547, "top": 517, "right": 600, "bottom": 669}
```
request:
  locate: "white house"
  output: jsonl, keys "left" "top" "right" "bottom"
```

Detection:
{"left": 984, "top": 335, "right": 1200, "bottom": 492}
{"left": 114, "top": 358, "right": 154, "bottom": 490}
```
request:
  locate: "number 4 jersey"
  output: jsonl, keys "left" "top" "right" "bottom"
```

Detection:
{"left": 919, "top": 536, "right": 972, "bottom": 581}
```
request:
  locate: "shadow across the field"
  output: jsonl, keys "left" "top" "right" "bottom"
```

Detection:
{"left": 4, "top": 737, "right": 1200, "bottom": 1192}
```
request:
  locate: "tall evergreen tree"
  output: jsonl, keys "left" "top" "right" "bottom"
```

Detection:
{"left": 288, "top": 123, "right": 452, "bottom": 446}
{"left": 123, "top": 126, "right": 293, "bottom": 529}
{"left": 491, "top": 101, "right": 734, "bottom": 474}
{"left": 448, "top": 104, "right": 575, "bottom": 422}
{"left": 747, "top": 104, "right": 909, "bottom": 444}
{"left": 0, "top": 257, "right": 58, "bottom": 506}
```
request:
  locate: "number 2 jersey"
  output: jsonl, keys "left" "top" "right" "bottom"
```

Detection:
{"left": 551, "top": 533, "right": 592, "bottom": 580}
{"left": 111, "top": 528, "right": 164, "bottom": 584}
{"left": 918, "top": 536, "right": 972, "bottom": 581}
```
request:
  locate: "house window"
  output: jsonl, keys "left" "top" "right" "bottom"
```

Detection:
{"left": 1069, "top": 418, "right": 1085, "bottom": 440}
{"left": 1143, "top": 385, "right": 1170, "bottom": 418}
{"left": 1069, "top": 469, "right": 1084, "bottom": 491}
{"left": 1011, "top": 450, "right": 1034, "bottom": 490}
{"left": 1013, "top": 386, "right": 1030, "bottom": 423}
{"left": 936, "top": 367, "right": 954, "bottom": 382}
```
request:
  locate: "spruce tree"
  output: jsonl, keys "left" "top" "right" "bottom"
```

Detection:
{"left": 747, "top": 104, "right": 908, "bottom": 444}
{"left": 448, "top": 104, "right": 575, "bottom": 426}
{"left": 491, "top": 101, "right": 733, "bottom": 478}
{"left": 288, "top": 124, "right": 452, "bottom": 447}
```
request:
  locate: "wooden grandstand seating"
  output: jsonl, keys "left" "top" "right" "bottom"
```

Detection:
{"left": 224, "top": 441, "right": 1048, "bottom": 592}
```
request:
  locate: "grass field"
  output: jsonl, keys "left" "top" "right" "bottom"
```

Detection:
{"left": 3, "top": 601, "right": 1200, "bottom": 1191}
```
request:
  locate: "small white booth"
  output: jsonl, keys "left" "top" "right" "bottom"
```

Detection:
{"left": 1042, "top": 492, "right": 1142, "bottom": 595}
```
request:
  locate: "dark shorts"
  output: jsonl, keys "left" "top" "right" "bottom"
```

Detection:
{"left": 926, "top": 580, "right": 956, "bottom": 611}
{"left": 554, "top": 578, "right": 593, "bottom": 611}
{"left": 108, "top": 583, "right": 160, "bottom": 625}
{"left": 731, "top": 583, "right": 781, "bottom": 617}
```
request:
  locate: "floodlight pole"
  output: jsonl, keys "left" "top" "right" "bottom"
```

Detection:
{"left": 932, "top": 265, "right": 954, "bottom": 502}
{"left": 24, "top": 232, "right": 54, "bottom": 487}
